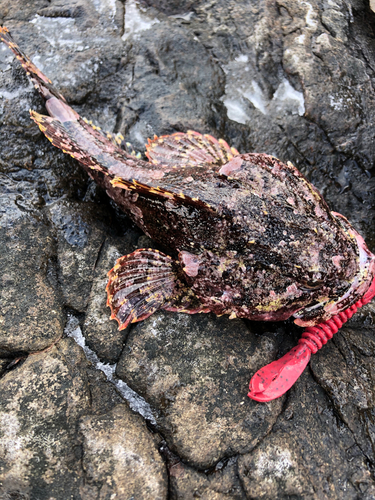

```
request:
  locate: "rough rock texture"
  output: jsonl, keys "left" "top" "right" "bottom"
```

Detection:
{"left": 47, "top": 199, "right": 109, "bottom": 312}
{"left": 117, "top": 311, "right": 284, "bottom": 468}
{"left": 0, "top": 214, "right": 64, "bottom": 353}
{"left": 0, "top": 338, "right": 167, "bottom": 499}
{"left": 1, "top": 0, "right": 375, "bottom": 498}
{"left": 238, "top": 367, "right": 375, "bottom": 499}
{"left": 165, "top": 451, "right": 246, "bottom": 499}
{"left": 80, "top": 406, "right": 167, "bottom": 498}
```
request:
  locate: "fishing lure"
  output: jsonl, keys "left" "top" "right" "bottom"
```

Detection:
{"left": 1, "top": 26, "right": 374, "bottom": 402}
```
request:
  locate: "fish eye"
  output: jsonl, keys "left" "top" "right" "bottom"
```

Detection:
{"left": 299, "top": 280, "right": 324, "bottom": 291}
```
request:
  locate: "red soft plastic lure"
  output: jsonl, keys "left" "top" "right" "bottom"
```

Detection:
{"left": 248, "top": 277, "right": 375, "bottom": 401}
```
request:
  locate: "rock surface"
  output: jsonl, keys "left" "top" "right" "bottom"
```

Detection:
{"left": 0, "top": 338, "right": 167, "bottom": 498}
{"left": 117, "top": 311, "right": 284, "bottom": 468}
{"left": 1, "top": 0, "right": 375, "bottom": 498}
{"left": 80, "top": 406, "right": 167, "bottom": 498}
{"left": 0, "top": 214, "right": 64, "bottom": 353}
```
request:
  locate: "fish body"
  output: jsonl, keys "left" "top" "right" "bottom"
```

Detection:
{"left": 104, "top": 147, "right": 373, "bottom": 327}
{"left": 1, "top": 27, "right": 375, "bottom": 400}
{"left": 35, "top": 105, "right": 375, "bottom": 328}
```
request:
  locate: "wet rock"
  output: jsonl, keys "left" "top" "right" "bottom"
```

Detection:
{"left": 0, "top": 357, "right": 10, "bottom": 374}
{"left": 85, "top": 365, "right": 125, "bottom": 415}
{"left": 238, "top": 370, "right": 375, "bottom": 499}
{"left": 310, "top": 324, "right": 375, "bottom": 464}
{"left": 113, "top": 22, "right": 226, "bottom": 152}
{"left": 140, "top": 0, "right": 198, "bottom": 16}
{"left": 277, "top": 0, "right": 375, "bottom": 231}
{"left": 117, "top": 311, "right": 283, "bottom": 468}
{"left": 0, "top": 338, "right": 91, "bottom": 498}
{"left": 167, "top": 453, "right": 246, "bottom": 500}
{"left": 0, "top": 214, "right": 64, "bottom": 353}
{"left": 0, "top": 337, "right": 168, "bottom": 499}
{"left": 65, "top": 312, "right": 158, "bottom": 423}
{"left": 80, "top": 405, "right": 168, "bottom": 499}
{"left": 47, "top": 200, "right": 109, "bottom": 312}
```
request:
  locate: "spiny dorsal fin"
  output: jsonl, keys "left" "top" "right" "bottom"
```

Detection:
{"left": 146, "top": 130, "right": 239, "bottom": 169}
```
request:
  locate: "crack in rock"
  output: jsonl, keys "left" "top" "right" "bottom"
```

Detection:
{"left": 64, "top": 313, "right": 157, "bottom": 425}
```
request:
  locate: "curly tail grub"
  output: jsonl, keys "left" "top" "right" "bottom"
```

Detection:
{"left": 248, "top": 277, "right": 375, "bottom": 402}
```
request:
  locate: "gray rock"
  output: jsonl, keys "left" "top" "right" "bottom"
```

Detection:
{"left": 47, "top": 199, "right": 108, "bottom": 312}
{"left": 0, "top": 357, "right": 11, "bottom": 374}
{"left": 238, "top": 369, "right": 375, "bottom": 499}
{"left": 117, "top": 311, "right": 283, "bottom": 468}
{"left": 0, "top": 339, "right": 91, "bottom": 498}
{"left": 166, "top": 453, "right": 246, "bottom": 499}
{"left": 140, "top": 0, "right": 198, "bottom": 16}
{"left": 80, "top": 405, "right": 168, "bottom": 499}
{"left": 311, "top": 324, "right": 375, "bottom": 464}
{"left": 0, "top": 338, "right": 168, "bottom": 499}
{"left": 85, "top": 365, "right": 125, "bottom": 415}
{"left": 0, "top": 214, "right": 64, "bottom": 353}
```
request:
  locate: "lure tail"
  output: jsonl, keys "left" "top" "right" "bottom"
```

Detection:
{"left": 248, "top": 277, "right": 375, "bottom": 402}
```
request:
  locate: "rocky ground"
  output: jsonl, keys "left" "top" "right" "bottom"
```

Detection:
{"left": 1, "top": 0, "right": 375, "bottom": 498}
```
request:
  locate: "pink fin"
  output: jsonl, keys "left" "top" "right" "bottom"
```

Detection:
{"left": 248, "top": 344, "right": 311, "bottom": 402}
{"left": 145, "top": 130, "right": 239, "bottom": 168}
{"left": 106, "top": 249, "right": 184, "bottom": 330}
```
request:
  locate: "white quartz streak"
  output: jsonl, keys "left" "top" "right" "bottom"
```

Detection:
{"left": 221, "top": 54, "right": 305, "bottom": 125}
{"left": 64, "top": 314, "right": 156, "bottom": 424}
{"left": 122, "top": 0, "right": 160, "bottom": 41}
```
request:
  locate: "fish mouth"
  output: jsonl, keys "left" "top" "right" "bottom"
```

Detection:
{"left": 294, "top": 212, "right": 375, "bottom": 326}
{"left": 323, "top": 212, "right": 375, "bottom": 314}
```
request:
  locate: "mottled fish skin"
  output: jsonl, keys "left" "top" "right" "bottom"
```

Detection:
{"left": 1, "top": 26, "right": 374, "bottom": 328}
{"left": 107, "top": 153, "right": 370, "bottom": 325}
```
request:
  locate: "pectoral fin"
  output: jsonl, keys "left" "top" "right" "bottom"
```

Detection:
{"left": 106, "top": 249, "right": 188, "bottom": 330}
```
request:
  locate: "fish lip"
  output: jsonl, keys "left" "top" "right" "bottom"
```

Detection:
{"left": 294, "top": 212, "right": 375, "bottom": 326}
{"left": 325, "top": 212, "right": 375, "bottom": 313}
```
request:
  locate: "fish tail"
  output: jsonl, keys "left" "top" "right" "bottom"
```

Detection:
{"left": 0, "top": 26, "right": 81, "bottom": 126}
